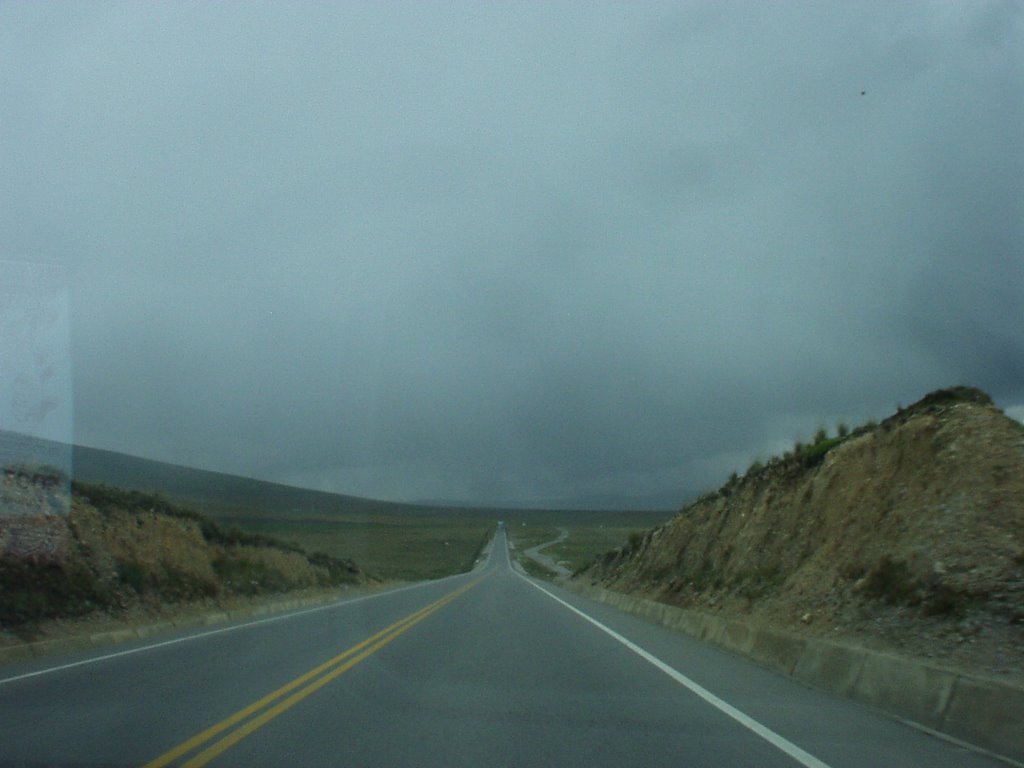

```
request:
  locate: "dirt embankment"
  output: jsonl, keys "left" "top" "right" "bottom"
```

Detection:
{"left": 581, "top": 387, "right": 1024, "bottom": 684}
{"left": 0, "top": 482, "right": 367, "bottom": 642}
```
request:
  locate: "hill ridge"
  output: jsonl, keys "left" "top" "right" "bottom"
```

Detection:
{"left": 581, "top": 386, "right": 1024, "bottom": 683}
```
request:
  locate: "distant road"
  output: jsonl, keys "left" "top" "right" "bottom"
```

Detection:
{"left": 0, "top": 527, "right": 1007, "bottom": 767}
{"left": 522, "top": 526, "right": 572, "bottom": 576}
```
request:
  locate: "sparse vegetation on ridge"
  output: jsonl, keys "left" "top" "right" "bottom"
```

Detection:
{"left": 716, "top": 386, "right": 999, "bottom": 495}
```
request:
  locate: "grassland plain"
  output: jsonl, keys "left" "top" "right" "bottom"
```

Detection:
{"left": 232, "top": 509, "right": 671, "bottom": 582}
{"left": 239, "top": 517, "right": 496, "bottom": 581}
{"left": 5, "top": 434, "right": 675, "bottom": 585}
{"left": 62, "top": 439, "right": 672, "bottom": 580}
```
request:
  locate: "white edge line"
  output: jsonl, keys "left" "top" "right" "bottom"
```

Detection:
{"left": 891, "top": 716, "right": 1024, "bottom": 768}
{"left": 0, "top": 567, "right": 477, "bottom": 687}
{"left": 515, "top": 572, "right": 833, "bottom": 768}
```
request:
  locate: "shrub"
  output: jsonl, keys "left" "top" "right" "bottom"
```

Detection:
{"left": 161, "top": 566, "right": 219, "bottom": 600}
{"left": 0, "top": 559, "right": 112, "bottom": 624}
{"left": 860, "top": 557, "right": 966, "bottom": 616}
{"left": 212, "top": 555, "right": 288, "bottom": 595}
{"left": 861, "top": 557, "right": 914, "bottom": 604}
{"left": 116, "top": 559, "right": 149, "bottom": 593}
{"left": 917, "top": 386, "right": 992, "bottom": 408}
{"left": 800, "top": 436, "right": 843, "bottom": 467}
{"left": 307, "top": 551, "right": 361, "bottom": 585}
{"left": 736, "top": 564, "right": 784, "bottom": 599}
{"left": 72, "top": 482, "right": 203, "bottom": 524}
{"left": 922, "top": 583, "right": 965, "bottom": 617}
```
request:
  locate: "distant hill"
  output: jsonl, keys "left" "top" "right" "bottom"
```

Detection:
{"left": 1, "top": 433, "right": 665, "bottom": 524}
{"left": 415, "top": 489, "right": 683, "bottom": 513}
{"left": 0, "top": 431, "right": 459, "bottom": 522}
{"left": 69, "top": 442, "right": 437, "bottom": 521}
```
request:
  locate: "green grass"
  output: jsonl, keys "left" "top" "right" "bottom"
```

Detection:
{"left": 516, "top": 555, "right": 558, "bottom": 579}
{"left": 506, "top": 516, "right": 671, "bottom": 578}
{"left": 244, "top": 517, "right": 495, "bottom": 581}
{"left": 233, "top": 510, "right": 670, "bottom": 583}
{"left": 68, "top": 443, "right": 677, "bottom": 583}
{"left": 211, "top": 555, "right": 293, "bottom": 595}
{"left": 506, "top": 524, "right": 561, "bottom": 552}
{"left": 545, "top": 526, "right": 653, "bottom": 574}
{"left": 733, "top": 564, "right": 785, "bottom": 599}
{"left": 799, "top": 435, "right": 844, "bottom": 467}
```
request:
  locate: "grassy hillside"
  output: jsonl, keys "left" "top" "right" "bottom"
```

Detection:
{"left": 1, "top": 481, "right": 366, "bottom": 631}
{"left": 71, "top": 443, "right": 438, "bottom": 521}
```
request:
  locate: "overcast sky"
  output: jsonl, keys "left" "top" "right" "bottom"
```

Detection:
{"left": 2, "top": 1, "right": 1021, "bottom": 509}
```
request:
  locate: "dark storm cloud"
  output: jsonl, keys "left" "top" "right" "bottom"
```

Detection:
{"left": 2, "top": 2, "right": 1021, "bottom": 508}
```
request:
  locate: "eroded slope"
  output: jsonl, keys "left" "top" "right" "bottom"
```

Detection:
{"left": 582, "top": 387, "right": 1024, "bottom": 682}
{"left": 1, "top": 482, "right": 365, "bottom": 639}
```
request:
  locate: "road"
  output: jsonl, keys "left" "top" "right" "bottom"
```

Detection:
{"left": 521, "top": 526, "right": 572, "bottom": 576}
{"left": 0, "top": 526, "right": 1009, "bottom": 767}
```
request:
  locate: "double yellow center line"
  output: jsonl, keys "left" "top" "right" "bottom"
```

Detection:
{"left": 143, "top": 578, "right": 482, "bottom": 768}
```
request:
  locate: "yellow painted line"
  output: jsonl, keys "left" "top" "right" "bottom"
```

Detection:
{"left": 140, "top": 601, "right": 438, "bottom": 768}
{"left": 143, "top": 579, "right": 480, "bottom": 768}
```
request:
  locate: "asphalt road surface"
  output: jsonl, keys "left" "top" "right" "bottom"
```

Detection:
{"left": 0, "top": 526, "right": 1010, "bottom": 767}
{"left": 521, "top": 526, "right": 571, "bottom": 576}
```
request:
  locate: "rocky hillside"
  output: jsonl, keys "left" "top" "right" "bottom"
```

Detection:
{"left": 581, "top": 387, "right": 1024, "bottom": 682}
{"left": 1, "top": 481, "right": 365, "bottom": 635}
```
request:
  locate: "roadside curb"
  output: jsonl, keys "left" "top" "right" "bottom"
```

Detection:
{"left": 560, "top": 580, "right": 1024, "bottom": 764}
{"left": 0, "top": 586, "right": 391, "bottom": 667}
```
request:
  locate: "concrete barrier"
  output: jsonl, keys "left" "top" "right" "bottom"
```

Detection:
{"left": 559, "top": 580, "right": 1024, "bottom": 764}
{"left": 849, "top": 652, "right": 957, "bottom": 730}
{"left": 748, "top": 626, "right": 805, "bottom": 676}
{"left": 719, "top": 619, "right": 756, "bottom": 655}
{"left": 792, "top": 637, "right": 865, "bottom": 696}
{"left": 941, "top": 676, "right": 1024, "bottom": 762}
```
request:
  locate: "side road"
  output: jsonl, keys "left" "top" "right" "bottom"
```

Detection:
{"left": 521, "top": 528, "right": 572, "bottom": 576}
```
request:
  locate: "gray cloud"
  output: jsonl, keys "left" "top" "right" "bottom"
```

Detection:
{"left": 2, "top": 1, "right": 1021, "bottom": 508}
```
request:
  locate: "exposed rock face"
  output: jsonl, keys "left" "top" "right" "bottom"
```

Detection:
{"left": 0, "top": 466, "right": 70, "bottom": 562}
{"left": 581, "top": 387, "right": 1024, "bottom": 681}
